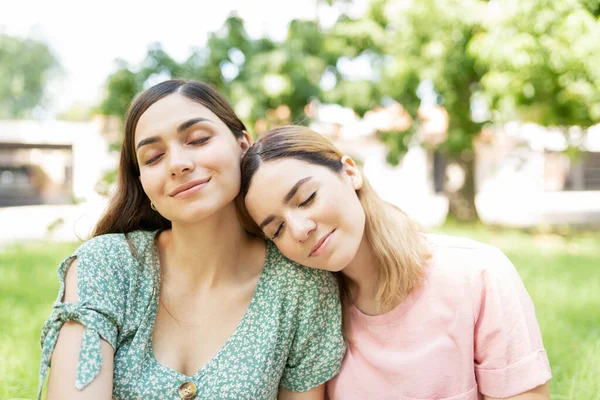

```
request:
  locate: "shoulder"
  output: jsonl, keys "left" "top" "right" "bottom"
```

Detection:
{"left": 265, "top": 243, "right": 339, "bottom": 297}
{"left": 68, "top": 230, "right": 157, "bottom": 286}
{"left": 426, "top": 233, "right": 511, "bottom": 277}
{"left": 75, "top": 230, "right": 156, "bottom": 262}
{"left": 423, "top": 234, "right": 518, "bottom": 295}
{"left": 426, "top": 233, "right": 491, "bottom": 253}
{"left": 423, "top": 233, "right": 523, "bottom": 309}
{"left": 76, "top": 232, "right": 128, "bottom": 256}
{"left": 77, "top": 230, "right": 156, "bottom": 256}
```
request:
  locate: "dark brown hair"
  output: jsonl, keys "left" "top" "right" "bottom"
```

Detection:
{"left": 93, "top": 79, "right": 247, "bottom": 237}
{"left": 238, "top": 126, "right": 429, "bottom": 321}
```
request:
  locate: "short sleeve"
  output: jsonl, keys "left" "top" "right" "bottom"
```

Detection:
{"left": 279, "top": 271, "right": 346, "bottom": 392}
{"left": 38, "top": 235, "right": 130, "bottom": 399}
{"left": 472, "top": 246, "right": 551, "bottom": 398}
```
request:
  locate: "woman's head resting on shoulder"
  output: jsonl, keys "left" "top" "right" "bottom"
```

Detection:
{"left": 94, "top": 79, "right": 250, "bottom": 236}
{"left": 238, "top": 125, "right": 429, "bottom": 309}
{"left": 239, "top": 125, "right": 366, "bottom": 273}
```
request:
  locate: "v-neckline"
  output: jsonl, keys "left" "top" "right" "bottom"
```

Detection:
{"left": 147, "top": 230, "right": 273, "bottom": 379}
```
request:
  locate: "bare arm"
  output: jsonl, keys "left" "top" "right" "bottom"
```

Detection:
{"left": 278, "top": 384, "right": 325, "bottom": 400}
{"left": 484, "top": 382, "right": 550, "bottom": 400}
{"left": 46, "top": 259, "right": 114, "bottom": 400}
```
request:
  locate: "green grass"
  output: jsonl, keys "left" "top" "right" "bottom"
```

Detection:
{"left": 1, "top": 226, "right": 599, "bottom": 399}
{"left": 0, "top": 241, "right": 79, "bottom": 400}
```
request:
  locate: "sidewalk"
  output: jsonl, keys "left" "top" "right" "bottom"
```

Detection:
{"left": 0, "top": 200, "right": 108, "bottom": 248}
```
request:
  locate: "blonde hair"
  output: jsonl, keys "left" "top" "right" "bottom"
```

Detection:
{"left": 238, "top": 126, "right": 430, "bottom": 326}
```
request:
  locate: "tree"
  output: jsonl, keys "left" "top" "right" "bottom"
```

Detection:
{"left": 324, "top": 0, "right": 486, "bottom": 221}
{"left": 0, "top": 34, "right": 60, "bottom": 118}
{"left": 324, "top": 0, "right": 600, "bottom": 222}
{"left": 100, "top": 16, "right": 264, "bottom": 126}
{"left": 98, "top": 2, "right": 600, "bottom": 221}
{"left": 99, "top": 43, "right": 188, "bottom": 120}
{"left": 99, "top": 15, "right": 332, "bottom": 132}
{"left": 470, "top": 0, "right": 600, "bottom": 128}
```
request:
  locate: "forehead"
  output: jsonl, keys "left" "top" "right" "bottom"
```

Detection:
{"left": 246, "top": 158, "right": 329, "bottom": 201}
{"left": 135, "top": 93, "right": 221, "bottom": 141}
{"left": 245, "top": 159, "right": 308, "bottom": 216}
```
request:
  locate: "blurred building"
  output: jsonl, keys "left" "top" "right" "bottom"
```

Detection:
{"left": 308, "top": 101, "right": 449, "bottom": 228}
{"left": 0, "top": 119, "right": 115, "bottom": 244}
{"left": 476, "top": 122, "right": 600, "bottom": 227}
{"left": 309, "top": 101, "right": 600, "bottom": 228}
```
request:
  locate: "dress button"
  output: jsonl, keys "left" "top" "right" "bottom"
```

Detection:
{"left": 178, "top": 381, "right": 197, "bottom": 399}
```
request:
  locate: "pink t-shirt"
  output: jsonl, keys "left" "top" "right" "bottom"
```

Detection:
{"left": 327, "top": 234, "right": 551, "bottom": 400}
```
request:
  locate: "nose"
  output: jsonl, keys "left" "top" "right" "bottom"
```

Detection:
{"left": 168, "top": 147, "right": 194, "bottom": 176}
{"left": 288, "top": 214, "right": 316, "bottom": 243}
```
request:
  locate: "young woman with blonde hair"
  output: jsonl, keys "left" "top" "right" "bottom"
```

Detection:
{"left": 238, "top": 125, "right": 552, "bottom": 400}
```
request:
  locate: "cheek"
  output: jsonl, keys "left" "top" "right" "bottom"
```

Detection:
{"left": 277, "top": 240, "right": 306, "bottom": 263}
{"left": 209, "top": 152, "right": 242, "bottom": 188}
{"left": 206, "top": 139, "right": 241, "bottom": 171}
{"left": 347, "top": 198, "right": 366, "bottom": 233}
{"left": 276, "top": 241, "right": 294, "bottom": 257}
{"left": 139, "top": 170, "right": 161, "bottom": 196}
{"left": 326, "top": 187, "right": 364, "bottom": 232}
{"left": 317, "top": 190, "right": 347, "bottom": 223}
{"left": 212, "top": 150, "right": 238, "bottom": 170}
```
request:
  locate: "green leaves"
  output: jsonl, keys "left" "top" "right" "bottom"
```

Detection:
{"left": 98, "top": 15, "right": 332, "bottom": 132}
{"left": 98, "top": 0, "right": 600, "bottom": 147}
{"left": 0, "top": 34, "right": 60, "bottom": 118}
{"left": 470, "top": 0, "right": 600, "bottom": 127}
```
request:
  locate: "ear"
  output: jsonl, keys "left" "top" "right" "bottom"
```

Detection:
{"left": 341, "top": 155, "right": 363, "bottom": 190}
{"left": 238, "top": 130, "right": 252, "bottom": 154}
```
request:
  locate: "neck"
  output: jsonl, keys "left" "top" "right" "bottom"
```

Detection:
{"left": 342, "top": 227, "right": 407, "bottom": 316}
{"left": 160, "top": 201, "right": 253, "bottom": 288}
{"left": 341, "top": 234, "right": 380, "bottom": 312}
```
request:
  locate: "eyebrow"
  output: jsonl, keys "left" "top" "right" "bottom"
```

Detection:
{"left": 135, "top": 117, "right": 213, "bottom": 151}
{"left": 284, "top": 176, "right": 312, "bottom": 203}
{"left": 258, "top": 176, "right": 313, "bottom": 230}
{"left": 259, "top": 215, "right": 275, "bottom": 230}
{"left": 177, "top": 117, "right": 212, "bottom": 133}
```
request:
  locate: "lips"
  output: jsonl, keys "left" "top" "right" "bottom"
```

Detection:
{"left": 309, "top": 230, "right": 335, "bottom": 257}
{"left": 169, "top": 177, "right": 211, "bottom": 197}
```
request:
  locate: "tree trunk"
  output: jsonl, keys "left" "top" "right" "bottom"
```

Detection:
{"left": 445, "top": 152, "right": 479, "bottom": 222}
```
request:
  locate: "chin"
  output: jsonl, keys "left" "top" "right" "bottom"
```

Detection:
{"left": 305, "top": 262, "right": 342, "bottom": 272}
{"left": 327, "top": 264, "right": 347, "bottom": 273}
{"left": 317, "top": 252, "right": 352, "bottom": 273}
{"left": 169, "top": 204, "right": 218, "bottom": 224}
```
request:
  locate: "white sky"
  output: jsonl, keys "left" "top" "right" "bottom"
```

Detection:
{"left": 0, "top": 0, "right": 325, "bottom": 115}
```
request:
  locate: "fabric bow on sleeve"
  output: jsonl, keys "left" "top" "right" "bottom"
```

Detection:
{"left": 37, "top": 300, "right": 118, "bottom": 399}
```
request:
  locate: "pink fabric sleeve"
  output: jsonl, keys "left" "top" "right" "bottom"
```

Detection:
{"left": 472, "top": 246, "right": 551, "bottom": 398}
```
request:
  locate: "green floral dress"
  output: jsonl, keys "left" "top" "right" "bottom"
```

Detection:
{"left": 38, "top": 230, "right": 345, "bottom": 399}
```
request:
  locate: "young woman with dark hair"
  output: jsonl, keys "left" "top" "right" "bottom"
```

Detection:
{"left": 38, "top": 82, "right": 345, "bottom": 400}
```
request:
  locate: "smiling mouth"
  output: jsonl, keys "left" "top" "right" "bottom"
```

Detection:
{"left": 309, "top": 230, "right": 335, "bottom": 257}
{"left": 169, "top": 177, "right": 211, "bottom": 197}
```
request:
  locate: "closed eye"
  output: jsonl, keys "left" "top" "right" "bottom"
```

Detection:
{"left": 272, "top": 222, "right": 285, "bottom": 239}
{"left": 189, "top": 137, "right": 210, "bottom": 145}
{"left": 299, "top": 191, "right": 317, "bottom": 207}
{"left": 145, "top": 154, "right": 164, "bottom": 165}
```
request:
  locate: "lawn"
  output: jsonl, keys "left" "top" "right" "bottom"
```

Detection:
{"left": 0, "top": 225, "right": 598, "bottom": 399}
